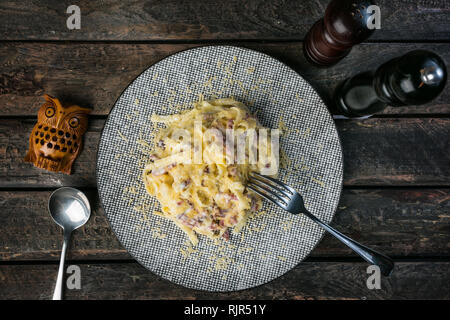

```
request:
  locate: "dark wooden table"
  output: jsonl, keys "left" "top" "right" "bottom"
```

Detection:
{"left": 0, "top": 0, "right": 449, "bottom": 300}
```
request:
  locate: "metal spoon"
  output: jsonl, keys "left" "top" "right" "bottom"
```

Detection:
{"left": 48, "top": 187, "right": 91, "bottom": 300}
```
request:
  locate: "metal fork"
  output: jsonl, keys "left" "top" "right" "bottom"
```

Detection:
{"left": 247, "top": 172, "right": 394, "bottom": 276}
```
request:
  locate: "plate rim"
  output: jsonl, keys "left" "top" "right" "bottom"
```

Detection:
{"left": 95, "top": 44, "right": 344, "bottom": 292}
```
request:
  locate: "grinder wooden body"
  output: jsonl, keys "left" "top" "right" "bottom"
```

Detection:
{"left": 304, "top": 0, "right": 375, "bottom": 66}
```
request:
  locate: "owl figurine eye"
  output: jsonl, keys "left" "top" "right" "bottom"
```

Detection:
{"left": 45, "top": 106, "right": 55, "bottom": 118}
{"left": 68, "top": 117, "right": 79, "bottom": 128}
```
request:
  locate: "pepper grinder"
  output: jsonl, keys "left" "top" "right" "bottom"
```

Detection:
{"left": 334, "top": 50, "right": 447, "bottom": 117}
{"left": 304, "top": 0, "right": 376, "bottom": 67}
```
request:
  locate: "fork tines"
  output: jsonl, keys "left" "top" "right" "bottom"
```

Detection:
{"left": 247, "top": 172, "right": 295, "bottom": 208}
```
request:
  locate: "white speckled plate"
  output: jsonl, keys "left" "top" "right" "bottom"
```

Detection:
{"left": 97, "top": 46, "right": 343, "bottom": 291}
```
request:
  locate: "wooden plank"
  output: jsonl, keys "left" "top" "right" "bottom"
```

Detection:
{"left": 0, "top": 42, "right": 448, "bottom": 117}
{"left": 0, "top": 0, "right": 449, "bottom": 41}
{"left": 0, "top": 119, "right": 103, "bottom": 188}
{"left": 314, "top": 188, "right": 450, "bottom": 257}
{"left": 0, "top": 189, "right": 448, "bottom": 261}
{"left": 1, "top": 118, "right": 449, "bottom": 188}
{"left": 339, "top": 118, "right": 450, "bottom": 186}
{"left": 0, "top": 189, "right": 128, "bottom": 261}
{"left": 0, "top": 262, "right": 448, "bottom": 299}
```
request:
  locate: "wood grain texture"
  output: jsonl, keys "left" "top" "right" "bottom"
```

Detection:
{"left": 0, "top": 42, "right": 448, "bottom": 117}
{"left": 339, "top": 118, "right": 450, "bottom": 186}
{"left": 1, "top": 118, "right": 449, "bottom": 188}
{"left": 0, "top": 189, "right": 448, "bottom": 261}
{"left": 0, "top": 0, "right": 448, "bottom": 301}
{"left": 0, "top": 262, "right": 448, "bottom": 299}
{"left": 0, "top": 0, "right": 449, "bottom": 41}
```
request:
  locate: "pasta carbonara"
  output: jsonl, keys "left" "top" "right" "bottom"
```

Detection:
{"left": 143, "top": 98, "right": 277, "bottom": 245}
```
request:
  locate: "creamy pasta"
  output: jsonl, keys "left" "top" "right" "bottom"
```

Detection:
{"left": 142, "top": 98, "right": 277, "bottom": 245}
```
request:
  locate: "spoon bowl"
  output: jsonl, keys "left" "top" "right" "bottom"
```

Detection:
{"left": 48, "top": 187, "right": 91, "bottom": 300}
{"left": 49, "top": 187, "right": 91, "bottom": 232}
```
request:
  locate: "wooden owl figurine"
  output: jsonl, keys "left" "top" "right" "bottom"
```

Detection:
{"left": 24, "top": 94, "right": 91, "bottom": 174}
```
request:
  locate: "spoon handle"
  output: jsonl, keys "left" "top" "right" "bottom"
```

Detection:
{"left": 53, "top": 231, "right": 71, "bottom": 300}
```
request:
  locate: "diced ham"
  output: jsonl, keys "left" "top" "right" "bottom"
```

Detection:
{"left": 194, "top": 211, "right": 206, "bottom": 224}
{"left": 229, "top": 215, "right": 238, "bottom": 225}
{"left": 227, "top": 166, "right": 237, "bottom": 176}
{"left": 219, "top": 192, "right": 238, "bottom": 203}
{"left": 166, "top": 163, "right": 176, "bottom": 170}
{"left": 209, "top": 222, "right": 219, "bottom": 230}
{"left": 177, "top": 213, "right": 197, "bottom": 227}
{"left": 227, "top": 193, "right": 238, "bottom": 201}
{"left": 179, "top": 178, "right": 191, "bottom": 190}
{"left": 250, "top": 197, "right": 260, "bottom": 211}
{"left": 157, "top": 139, "right": 165, "bottom": 149}
{"left": 151, "top": 162, "right": 176, "bottom": 176}
{"left": 212, "top": 205, "right": 226, "bottom": 218}
{"left": 151, "top": 166, "right": 167, "bottom": 176}
{"left": 203, "top": 113, "right": 215, "bottom": 121}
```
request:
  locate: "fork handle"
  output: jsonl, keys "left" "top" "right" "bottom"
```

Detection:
{"left": 301, "top": 210, "right": 394, "bottom": 276}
